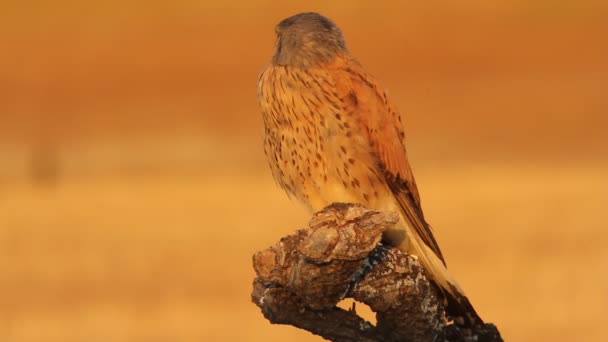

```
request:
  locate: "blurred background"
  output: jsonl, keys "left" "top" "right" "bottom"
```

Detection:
{"left": 1, "top": 1, "right": 607, "bottom": 341}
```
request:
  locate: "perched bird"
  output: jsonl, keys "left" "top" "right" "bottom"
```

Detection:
{"left": 257, "top": 12, "right": 483, "bottom": 327}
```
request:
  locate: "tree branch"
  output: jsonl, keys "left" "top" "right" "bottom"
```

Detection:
{"left": 252, "top": 203, "right": 502, "bottom": 341}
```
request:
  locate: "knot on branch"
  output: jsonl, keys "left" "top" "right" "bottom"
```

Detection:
{"left": 252, "top": 203, "right": 502, "bottom": 342}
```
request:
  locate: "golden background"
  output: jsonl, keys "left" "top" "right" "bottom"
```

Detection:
{"left": 1, "top": 1, "right": 607, "bottom": 341}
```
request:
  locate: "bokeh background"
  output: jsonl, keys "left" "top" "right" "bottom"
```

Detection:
{"left": 1, "top": 1, "right": 607, "bottom": 341}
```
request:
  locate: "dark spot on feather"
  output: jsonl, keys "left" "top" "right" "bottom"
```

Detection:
{"left": 312, "top": 92, "right": 322, "bottom": 105}
{"left": 348, "top": 91, "right": 358, "bottom": 106}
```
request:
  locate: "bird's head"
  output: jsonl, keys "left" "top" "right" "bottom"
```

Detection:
{"left": 272, "top": 12, "right": 347, "bottom": 68}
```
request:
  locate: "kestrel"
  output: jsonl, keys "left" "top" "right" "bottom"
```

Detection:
{"left": 257, "top": 12, "right": 483, "bottom": 327}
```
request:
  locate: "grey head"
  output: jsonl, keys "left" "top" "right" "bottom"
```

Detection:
{"left": 272, "top": 12, "right": 347, "bottom": 68}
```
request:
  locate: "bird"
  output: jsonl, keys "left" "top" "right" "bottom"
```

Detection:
{"left": 257, "top": 12, "right": 483, "bottom": 327}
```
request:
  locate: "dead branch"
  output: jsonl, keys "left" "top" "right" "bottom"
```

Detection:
{"left": 252, "top": 203, "right": 502, "bottom": 341}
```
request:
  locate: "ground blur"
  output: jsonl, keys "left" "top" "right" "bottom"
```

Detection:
{"left": 1, "top": 1, "right": 607, "bottom": 341}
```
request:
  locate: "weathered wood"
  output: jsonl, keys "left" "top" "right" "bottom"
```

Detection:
{"left": 252, "top": 203, "right": 502, "bottom": 341}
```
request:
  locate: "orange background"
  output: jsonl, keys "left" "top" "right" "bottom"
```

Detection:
{"left": 1, "top": 1, "right": 607, "bottom": 341}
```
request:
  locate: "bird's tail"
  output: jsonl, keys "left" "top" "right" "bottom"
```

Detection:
{"left": 390, "top": 222, "right": 484, "bottom": 327}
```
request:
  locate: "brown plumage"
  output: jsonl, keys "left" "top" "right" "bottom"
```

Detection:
{"left": 257, "top": 12, "right": 483, "bottom": 327}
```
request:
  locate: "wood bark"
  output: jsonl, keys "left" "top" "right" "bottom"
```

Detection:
{"left": 252, "top": 203, "right": 502, "bottom": 341}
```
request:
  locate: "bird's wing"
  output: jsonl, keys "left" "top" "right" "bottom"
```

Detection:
{"left": 336, "top": 57, "right": 446, "bottom": 264}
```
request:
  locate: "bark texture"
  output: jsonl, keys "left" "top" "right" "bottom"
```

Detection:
{"left": 252, "top": 203, "right": 502, "bottom": 341}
